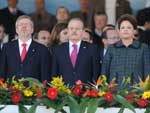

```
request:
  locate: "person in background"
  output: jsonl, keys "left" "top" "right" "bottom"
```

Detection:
{"left": 59, "top": 28, "right": 69, "bottom": 44}
{"left": 0, "top": 24, "right": 9, "bottom": 51}
{"left": 51, "top": 18, "right": 100, "bottom": 85}
{"left": 82, "top": 28, "right": 93, "bottom": 43}
{"left": 0, "top": 15, "right": 51, "bottom": 81}
{"left": 101, "top": 14, "right": 150, "bottom": 85}
{"left": 56, "top": 7, "right": 69, "bottom": 23}
{"left": 36, "top": 30, "right": 51, "bottom": 47}
{"left": 0, "top": 0, "right": 25, "bottom": 41}
{"left": 50, "top": 22, "right": 68, "bottom": 47}
{"left": 29, "top": 0, "right": 56, "bottom": 33}
{"left": 101, "top": 27, "right": 119, "bottom": 61}
{"left": 70, "top": 0, "right": 93, "bottom": 28}
{"left": 92, "top": 0, "right": 132, "bottom": 25}
{"left": 92, "top": 12, "right": 108, "bottom": 49}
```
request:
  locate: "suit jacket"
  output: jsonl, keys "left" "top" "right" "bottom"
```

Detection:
{"left": 29, "top": 11, "right": 57, "bottom": 33}
{"left": 92, "top": 0, "right": 132, "bottom": 21}
{"left": 51, "top": 41, "right": 100, "bottom": 85}
{"left": 0, "top": 7, "right": 25, "bottom": 41}
{"left": 0, "top": 40, "right": 51, "bottom": 81}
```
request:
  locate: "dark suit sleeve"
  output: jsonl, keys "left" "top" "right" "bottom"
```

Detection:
{"left": 101, "top": 46, "right": 112, "bottom": 79}
{"left": 40, "top": 47, "right": 51, "bottom": 81}
{"left": 0, "top": 44, "right": 8, "bottom": 79}
{"left": 91, "top": 45, "right": 101, "bottom": 82}
{"left": 143, "top": 44, "right": 150, "bottom": 79}
{"left": 51, "top": 47, "right": 58, "bottom": 78}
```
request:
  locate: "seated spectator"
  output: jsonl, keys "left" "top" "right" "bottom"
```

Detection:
{"left": 82, "top": 28, "right": 93, "bottom": 43}
{"left": 92, "top": 12, "right": 108, "bottom": 49}
{"left": 0, "top": 24, "right": 9, "bottom": 50}
{"left": 56, "top": 7, "right": 69, "bottom": 23}
{"left": 29, "top": 0, "right": 56, "bottom": 33}
{"left": 70, "top": 0, "right": 93, "bottom": 28}
{"left": 36, "top": 30, "right": 51, "bottom": 47}
{"left": 0, "top": 0, "right": 25, "bottom": 41}
{"left": 51, "top": 23, "right": 68, "bottom": 47}
{"left": 101, "top": 14, "right": 150, "bottom": 85}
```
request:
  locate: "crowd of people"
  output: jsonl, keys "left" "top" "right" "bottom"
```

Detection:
{"left": 0, "top": 0, "right": 150, "bottom": 86}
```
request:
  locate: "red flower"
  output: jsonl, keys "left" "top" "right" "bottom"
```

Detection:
{"left": 9, "top": 86, "right": 18, "bottom": 92}
{"left": 36, "top": 90, "right": 42, "bottom": 99}
{"left": 11, "top": 93, "right": 21, "bottom": 103}
{"left": 47, "top": 87, "right": 58, "bottom": 99}
{"left": 137, "top": 98, "right": 148, "bottom": 107}
{"left": 90, "top": 90, "right": 99, "bottom": 97}
{"left": 72, "top": 86, "right": 82, "bottom": 96}
{"left": 42, "top": 80, "right": 47, "bottom": 85}
{"left": 104, "top": 92, "right": 113, "bottom": 102}
{"left": 125, "top": 95, "right": 134, "bottom": 104}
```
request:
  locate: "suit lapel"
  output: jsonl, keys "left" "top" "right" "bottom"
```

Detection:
{"left": 75, "top": 41, "right": 87, "bottom": 70}
{"left": 14, "top": 40, "right": 21, "bottom": 63}
{"left": 65, "top": 43, "right": 74, "bottom": 70}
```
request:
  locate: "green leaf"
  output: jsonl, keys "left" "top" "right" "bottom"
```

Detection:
{"left": 114, "top": 95, "right": 135, "bottom": 113}
{"left": 28, "top": 104, "right": 37, "bottom": 113}
{"left": 118, "top": 106, "right": 125, "bottom": 113}
{"left": 87, "top": 98, "right": 99, "bottom": 113}
{"left": 54, "top": 99, "right": 67, "bottom": 113}
{"left": 24, "top": 77, "right": 44, "bottom": 88}
{"left": 67, "top": 96, "right": 80, "bottom": 113}
{"left": 79, "top": 98, "right": 90, "bottom": 113}
{"left": 145, "top": 107, "right": 150, "bottom": 113}
{"left": 39, "top": 98, "right": 56, "bottom": 108}
{"left": 18, "top": 104, "right": 28, "bottom": 113}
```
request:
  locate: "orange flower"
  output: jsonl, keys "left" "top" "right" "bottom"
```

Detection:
{"left": 96, "top": 76, "right": 102, "bottom": 86}
{"left": 0, "top": 79, "right": 8, "bottom": 88}
{"left": 82, "top": 89, "right": 90, "bottom": 97}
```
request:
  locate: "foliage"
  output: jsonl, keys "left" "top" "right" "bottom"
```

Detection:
{"left": 0, "top": 75, "right": 150, "bottom": 113}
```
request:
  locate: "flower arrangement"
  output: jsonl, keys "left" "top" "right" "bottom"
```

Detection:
{"left": 0, "top": 75, "right": 150, "bottom": 113}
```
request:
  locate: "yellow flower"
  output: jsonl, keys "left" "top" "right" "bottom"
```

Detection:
{"left": 66, "top": 89, "right": 71, "bottom": 95}
{"left": 142, "top": 91, "right": 150, "bottom": 99}
{"left": 98, "top": 91, "right": 105, "bottom": 96}
{"left": 51, "top": 76, "right": 64, "bottom": 88}
{"left": 24, "top": 89, "right": 33, "bottom": 97}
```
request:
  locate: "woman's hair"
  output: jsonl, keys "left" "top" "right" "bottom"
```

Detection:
{"left": 117, "top": 14, "right": 137, "bottom": 30}
{"left": 50, "top": 22, "right": 68, "bottom": 46}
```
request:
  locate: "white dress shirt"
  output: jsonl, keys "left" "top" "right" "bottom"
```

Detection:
{"left": 69, "top": 40, "right": 81, "bottom": 56}
{"left": 18, "top": 39, "right": 32, "bottom": 56}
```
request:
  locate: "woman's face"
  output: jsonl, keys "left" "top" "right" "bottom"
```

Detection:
{"left": 119, "top": 20, "right": 135, "bottom": 39}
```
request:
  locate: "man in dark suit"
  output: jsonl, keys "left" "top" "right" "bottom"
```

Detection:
{"left": 0, "top": 0, "right": 25, "bottom": 41}
{"left": 0, "top": 15, "right": 51, "bottom": 81}
{"left": 51, "top": 18, "right": 100, "bottom": 85}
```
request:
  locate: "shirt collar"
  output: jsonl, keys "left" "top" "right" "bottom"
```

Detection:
{"left": 18, "top": 38, "right": 32, "bottom": 50}
{"left": 69, "top": 40, "right": 81, "bottom": 48}
{"left": 114, "top": 39, "right": 141, "bottom": 49}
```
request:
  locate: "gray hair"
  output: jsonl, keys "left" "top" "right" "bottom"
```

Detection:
{"left": 68, "top": 18, "right": 84, "bottom": 29}
{"left": 15, "top": 15, "right": 34, "bottom": 28}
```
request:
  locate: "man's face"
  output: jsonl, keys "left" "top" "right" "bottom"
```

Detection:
{"left": 0, "top": 26, "right": 5, "bottom": 40}
{"left": 37, "top": 30, "right": 50, "bottom": 47}
{"left": 56, "top": 8, "right": 69, "bottom": 23}
{"left": 16, "top": 18, "right": 33, "bottom": 38}
{"left": 94, "top": 15, "right": 107, "bottom": 31}
{"left": 106, "top": 29, "right": 119, "bottom": 45}
{"left": 8, "top": 0, "right": 18, "bottom": 8}
{"left": 35, "top": 0, "right": 45, "bottom": 11}
{"left": 67, "top": 20, "right": 84, "bottom": 42}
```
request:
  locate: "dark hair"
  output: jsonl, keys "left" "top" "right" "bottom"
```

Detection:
{"left": 117, "top": 14, "right": 137, "bottom": 30}
{"left": 51, "top": 22, "right": 68, "bottom": 46}
{"left": 56, "top": 6, "right": 69, "bottom": 15}
{"left": 94, "top": 11, "right": 107, "bottom": 19}
{"left": 101, "top": 27, "right": 115, "bottom": 39}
